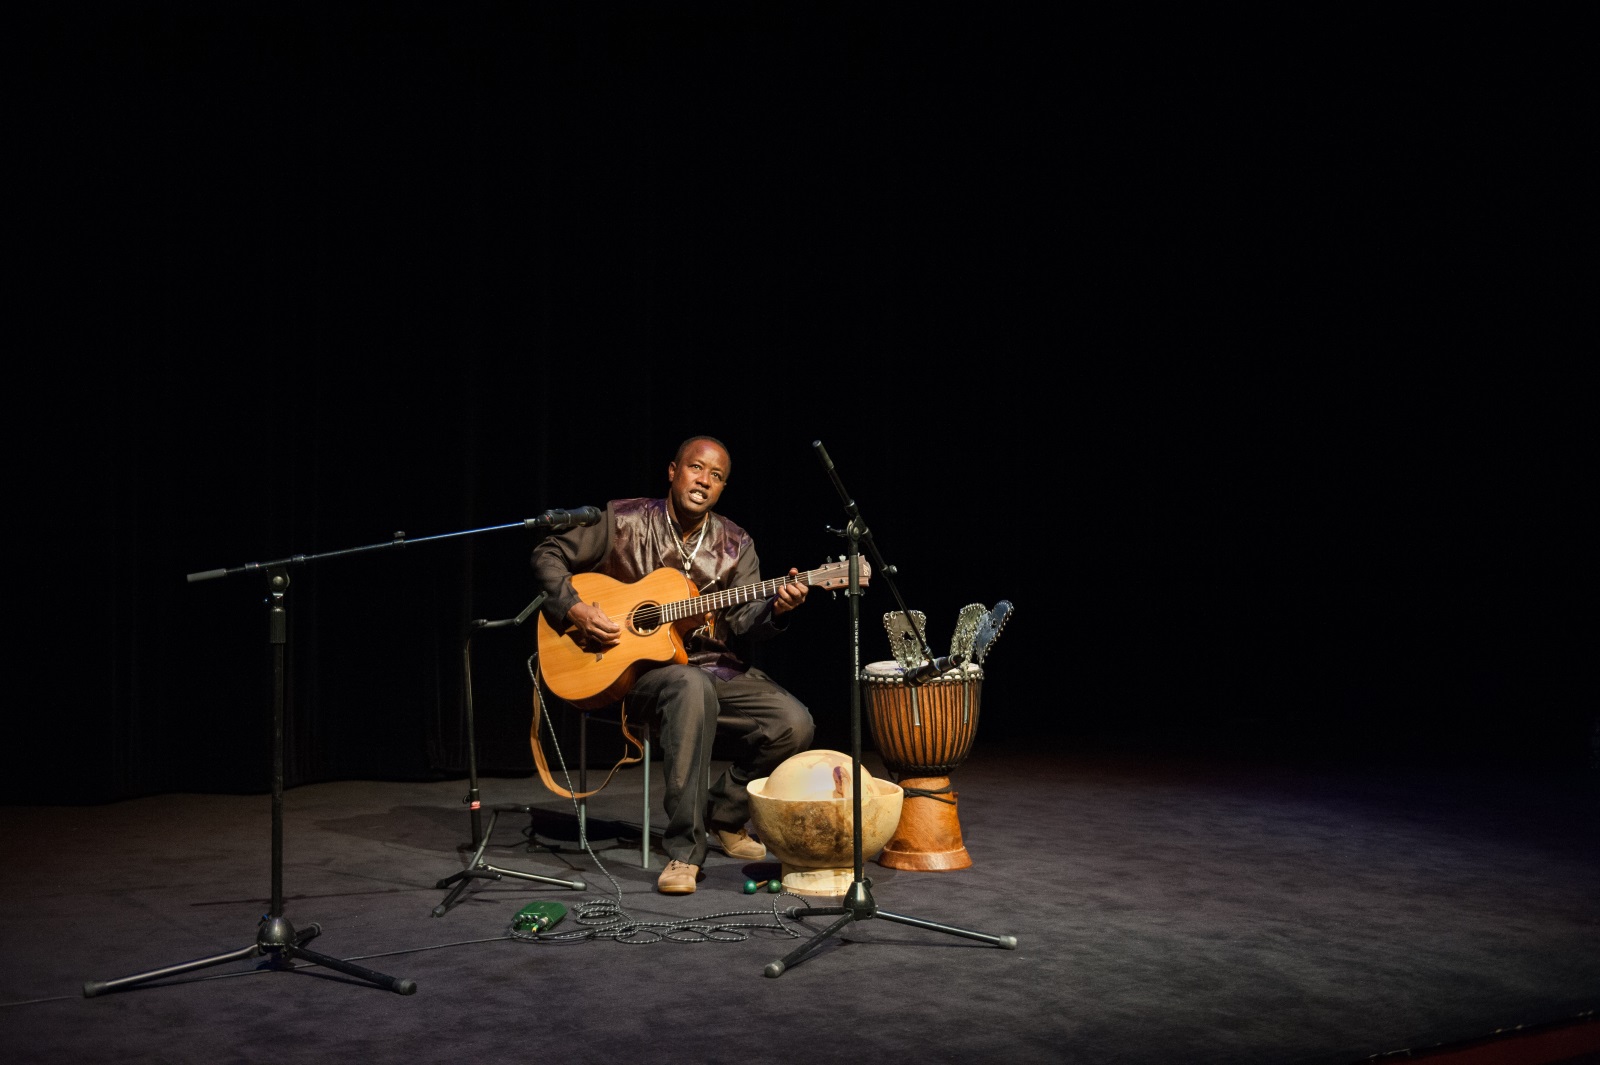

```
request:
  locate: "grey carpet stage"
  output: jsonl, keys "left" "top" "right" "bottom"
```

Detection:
{"left": 4, "top": 742, "right": 1598, "bottom": 1065}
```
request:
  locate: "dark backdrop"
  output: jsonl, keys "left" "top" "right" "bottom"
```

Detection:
{"left": 13, "top": 5, "right": 1591, "bottom": 804}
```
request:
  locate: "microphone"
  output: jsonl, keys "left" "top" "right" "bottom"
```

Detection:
{"left": 902, "top": 653, "right": 966, "bottom": 686}
{"left": 526, "top": 506, "right": 602, "bottom": 532}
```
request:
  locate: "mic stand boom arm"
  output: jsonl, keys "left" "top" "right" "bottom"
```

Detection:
{"left": 185, "top": 510, "right": 597, "bottom": 583}
{"left": 812, "top": 486, "right": 954, "bottom": 688}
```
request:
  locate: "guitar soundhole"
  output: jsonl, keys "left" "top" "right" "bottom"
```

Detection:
{"left": 631, "top": 601, "right": 662, "bottom": 636}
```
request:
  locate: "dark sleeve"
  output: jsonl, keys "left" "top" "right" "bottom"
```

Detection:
{"left": 719, "top": 538, "right": 787, "bottom": 642}
{"left": 530, "top": 506, "right": 611, "bottom": 631}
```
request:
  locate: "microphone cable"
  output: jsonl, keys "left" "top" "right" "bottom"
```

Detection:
{"left": 519, "top": 655, "right": 817, "bottom": 947}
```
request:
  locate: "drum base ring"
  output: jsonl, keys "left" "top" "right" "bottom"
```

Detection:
{"left": 876, "top": 775, "right": 973, "bottom": 871}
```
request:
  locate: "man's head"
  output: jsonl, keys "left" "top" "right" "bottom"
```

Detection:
{"left": 667, "top": 435, "right": 731, "bottom": 525}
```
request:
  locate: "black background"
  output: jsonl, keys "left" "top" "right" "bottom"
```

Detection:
{"left": 13, "top": 5, "right": 1592, "bottom": 803}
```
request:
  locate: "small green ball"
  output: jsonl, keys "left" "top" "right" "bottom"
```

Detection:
{"left": 742, "top": 879, "right": 758, "bottom": 894}
{"left": 766, "top": 879, "right": 783, "bottom": 893}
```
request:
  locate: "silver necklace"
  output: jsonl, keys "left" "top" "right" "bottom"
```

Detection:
{"left": 670, "top": 513, "right": 707, "bottom": 573}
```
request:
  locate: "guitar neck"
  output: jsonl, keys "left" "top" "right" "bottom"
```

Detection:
{"left": 660, "top": 567, "right": 826, "bottom": 624}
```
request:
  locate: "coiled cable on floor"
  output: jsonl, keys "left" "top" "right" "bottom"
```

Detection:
{"left": 517, "top": 654, "right": 815, "bottom": 947}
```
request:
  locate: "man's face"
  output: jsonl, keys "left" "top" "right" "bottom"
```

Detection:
{"left": 668, "top": 439, "right": 730, "bottom": 522}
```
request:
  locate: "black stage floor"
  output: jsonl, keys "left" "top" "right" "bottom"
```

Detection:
{"left": 4, "top": 742, "right": 1598, "bottom": 1065}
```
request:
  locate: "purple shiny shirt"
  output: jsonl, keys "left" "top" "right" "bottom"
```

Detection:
{"left": 530, "top": 497, "right": 786, "bottom": 676}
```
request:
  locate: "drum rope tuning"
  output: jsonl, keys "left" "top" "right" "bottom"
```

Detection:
{"left": 900, "top": 785, "right": 956, "bottom": 804}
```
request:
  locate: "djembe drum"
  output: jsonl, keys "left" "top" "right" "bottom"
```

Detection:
{"left": 861, "top": 659, "right": 983, "bottom": 870}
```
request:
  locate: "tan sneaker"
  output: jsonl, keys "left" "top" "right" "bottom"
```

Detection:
{"left": 714, "top": 826, "right": 767, "bottom": 861}
{"left": 656, "top": 859, "right": 701, "bottom": 895}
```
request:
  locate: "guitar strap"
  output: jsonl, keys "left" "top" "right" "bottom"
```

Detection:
{"left": 528, "top": 659, "right": 647, "bottom": 800}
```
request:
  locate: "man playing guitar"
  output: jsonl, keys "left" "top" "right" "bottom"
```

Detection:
{"left": 531, "top": 435, "right": 817, "bottom": 895}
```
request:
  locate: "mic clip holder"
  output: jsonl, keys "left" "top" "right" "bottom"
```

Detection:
{"left": 902, "top": 653, "right": 967, "bottom": 687}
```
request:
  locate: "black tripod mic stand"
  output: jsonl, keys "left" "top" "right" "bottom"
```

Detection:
{"left": 763, "top": 442, "right": 1017, "bottom": 978}
{"left": 433, "top": 594, "right": 586, "bottom": 917}
{"left": 85, "top": 566, "right": 415, "bottom": 997}
{"left": 84, "top": 509, "right": 597, "bottom": 997}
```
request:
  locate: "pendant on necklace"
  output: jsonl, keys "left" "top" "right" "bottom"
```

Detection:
{"left": 678, "top": 522, "right": 705, "bottom": 572}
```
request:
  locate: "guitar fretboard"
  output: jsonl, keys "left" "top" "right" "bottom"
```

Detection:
{"left": 658, "top": 565, "right": 848, "bottom": 624}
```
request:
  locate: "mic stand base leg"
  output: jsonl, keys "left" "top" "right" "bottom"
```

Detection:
{"left": 432, "top": 805, "right": 587, "bottom": 918}
{"left": 762, "top": 876, "right": 1015, "bottom": 978}
{"left": 872, "top": 909, "right": 1018, "bottom": 949}
{"left": 83, "top": 943, "right": 265, "bottom": 998}
{"left": 83, "top": 915, "right": 416, "bottom": 997}
{"left": 764, "top": 909, "right": 861, "bottom": 979}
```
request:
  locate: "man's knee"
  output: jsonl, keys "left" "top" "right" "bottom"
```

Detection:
{"left": 640, "top": 665, "right": 717, "bottom": 716}
{"left": 656, "top": 664, "right": 715, "bottom": 699}
{"left": 778, "top": 701, "right": 815, "bottom": 754}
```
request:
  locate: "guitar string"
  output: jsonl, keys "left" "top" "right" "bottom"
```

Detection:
{"left": 635, "top": 568, "right": 833, "bottom": 631}
{"left": 659, "top": 565, "right": 846, "bottom": 624}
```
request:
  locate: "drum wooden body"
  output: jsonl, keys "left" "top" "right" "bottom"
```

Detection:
{"left": 862, "top": 660, "right": 983, "bottom": 870}
{"left": 863, "top": 660, "right": 983, "bottom": 775}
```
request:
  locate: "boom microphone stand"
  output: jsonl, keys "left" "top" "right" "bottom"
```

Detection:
{"left": 763, "top": 442, "right": 1017, "bottom": 978}
{"left": 83, "top": 508, "right": 597, "bottom": 998}
{"left": 84, "top": 565, "right": 414, "bottom": 997}
{"left": 432, "top": 592, "right": 587, "bottom": 917}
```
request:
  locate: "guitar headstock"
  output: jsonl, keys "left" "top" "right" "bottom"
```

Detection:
{"left": 810, "top": 557, "right": 872, "bottom": 591}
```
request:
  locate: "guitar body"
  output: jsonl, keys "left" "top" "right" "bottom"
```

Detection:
{"left": 534, "top": 556, "right": 866, "bottom": 710}
{"left": 535, "top": 567, "right": 701, "bottom": 709}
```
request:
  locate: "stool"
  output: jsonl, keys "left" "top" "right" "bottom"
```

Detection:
{"left": 575, "top": 704, "right": 654, "bottom": 869}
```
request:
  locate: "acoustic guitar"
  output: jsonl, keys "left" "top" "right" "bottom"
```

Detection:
{"left": 535, "top": 558, "right": 869, "bottom": 709}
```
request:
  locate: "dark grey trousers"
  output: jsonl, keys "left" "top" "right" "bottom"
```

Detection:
{"left": 628, "top": 664, "right": 814, "bottom": 866}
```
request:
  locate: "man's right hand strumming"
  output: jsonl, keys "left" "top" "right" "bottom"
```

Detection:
{"left": 567, "top": 601, "right": 622, "bottom": 651}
